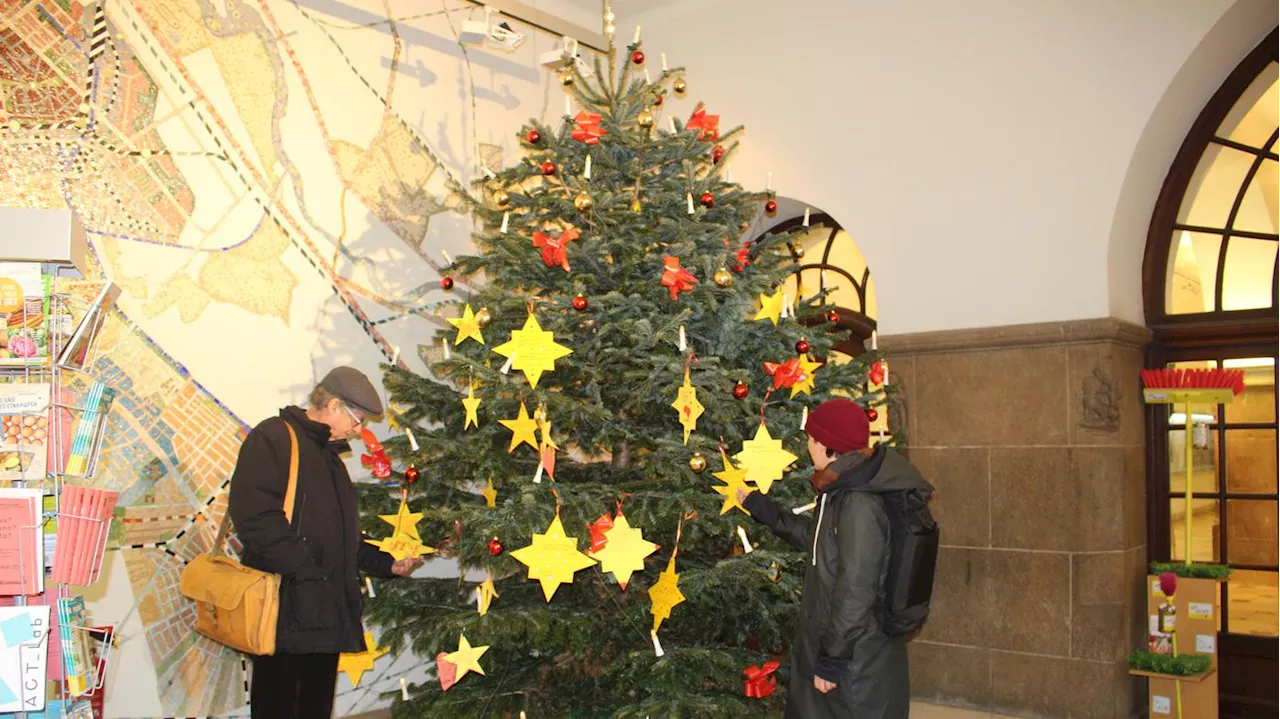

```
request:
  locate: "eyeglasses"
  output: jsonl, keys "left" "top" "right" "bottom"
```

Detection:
{"left": 340, "top": 403, "right": 368, "bottom": 427}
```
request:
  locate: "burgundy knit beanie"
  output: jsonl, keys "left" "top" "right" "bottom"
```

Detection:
{"left": 805, "top": 398, "right": 870, "bottom": 454}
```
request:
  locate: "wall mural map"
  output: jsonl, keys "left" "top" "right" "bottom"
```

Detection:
{"left": 0, "top": 0, "right": 562, "bottom": 713}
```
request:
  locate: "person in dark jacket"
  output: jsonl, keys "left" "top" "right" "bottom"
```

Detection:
{"left": 228, "top": 366, "right": 423, "bottom": 719}
{"left": 740, "top": 398, "right": 932, "bottom": 719}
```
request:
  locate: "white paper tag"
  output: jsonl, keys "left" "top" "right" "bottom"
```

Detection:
{"left": 1188, "top": 602, "right": 1213, "bottom": 620}
{"left": 1195, "top": 634, "right": 1215, "bottom": 653}
{"left": 1152, "top": 695, "right": 1171, "bottom": 714}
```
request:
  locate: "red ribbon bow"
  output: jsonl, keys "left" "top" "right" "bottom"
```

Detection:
{"left": 661, "top": 255, "right": 698, "bottom": 301}
{"left": 572, "top": 111, "right": 607, "bottom": 145}
{"left": 532, "top": 226, "right": 579, "bottom": 272}
{"left": 358, "top": 429, "right": 392, "bottom": 478}
{"left": 868, "top": 360, "right": 887, "bottom": 385}
{"left": 763, "top": 357, "right": 807, "bottom": 389}
{"left": 743, "top": 660, "right": 780, "bottom": 698}
{"left": 732, "top": 242, "right": 752, "bottom": 272}
{"left": 686, "top": 104, "right": 720, "bottom": 141}
{"left": 587, "top": 513, "right": 614, "bottom": 553}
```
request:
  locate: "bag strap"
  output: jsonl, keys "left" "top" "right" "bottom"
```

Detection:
{"left": 213, "top": 420, "right": 301, "bottom": 556}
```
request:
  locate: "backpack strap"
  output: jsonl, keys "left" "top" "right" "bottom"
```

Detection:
{"left": 213, "top": 420, "right": 301, "bottom": 555}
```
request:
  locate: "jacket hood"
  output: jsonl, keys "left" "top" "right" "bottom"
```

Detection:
{"left": 823, "top": 446, "right": 933, "bottom": 496}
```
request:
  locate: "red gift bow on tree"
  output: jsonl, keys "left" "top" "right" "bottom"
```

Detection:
{"left": 763, "top": 357, "right": 807, "bottom": 389}
{"left": 686, "top": 104, "right": 720, "bottom": 141}
{"left": 358, "top": 428, "right": 392, "bottom": 479}
{"left": 742, "top": 660, "right": 780, "bottom": 698}
{"left": 571, "top": 111, "right": 607, "bottom": 145}
{"left": 869, "top": 360, "right": 887, "bottom": 385}
{"left": 532, "top": 226, "right": 579, "bottom": 272}
{"left": 732, "top": 242, "right": 752, "bottom": 272}
{"left": 661, "top": 255, "right": 698, "bottom": 300}
{"left": 587, "top": 513, "right": 614, "bottom": 553}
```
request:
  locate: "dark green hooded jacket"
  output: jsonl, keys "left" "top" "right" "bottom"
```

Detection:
{"left": 743, "top": 446, "right": 933, "bottom": 719}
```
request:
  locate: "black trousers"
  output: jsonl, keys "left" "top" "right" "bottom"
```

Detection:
{"left": 250, "top": 652, "right": 339, "bottom": 719}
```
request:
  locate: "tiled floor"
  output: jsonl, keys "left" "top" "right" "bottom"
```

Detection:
{"left": 911, "top": 702, "right": 1019, "bottom": 718}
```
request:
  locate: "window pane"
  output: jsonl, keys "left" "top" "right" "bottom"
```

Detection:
{"left": 1224, "top": 359, "right": 1277, "bottom": 423}
{"left": 1227, "top": 568, "right": 1278, "bottom": 637}
{"left": 1226, "top": 499, "right": 1278, "bottom": 566}
{"left": 1231, "top": 159, "right": 1278, "bottom": 235}
{"left": 1221, "top": 237, "right": 1279, "bottom": 310}
{"left": 1225, "top": 430, "right": 1278, "bottom": 495}
{"left": 1179, "top": 145, "right": 1259, "bottom": 228}
{"left": 1170, "top": 498, "right": 1220, "bottom": 563}
{"left": 1217, "top": 69, "right": 1278, "bottom": 150}
{"left": 1169, "top": 429, "right": 1219, "bottom": 493}
{"left": 1165, "top": 360, "right": 1220, "bottom": 423}
{"left": 1166, "top": 231, "right": 1221, "bottom": 314}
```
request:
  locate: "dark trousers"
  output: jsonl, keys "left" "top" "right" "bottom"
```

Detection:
{"left": 250, "top": 652, "right": 339, "bottom": 719}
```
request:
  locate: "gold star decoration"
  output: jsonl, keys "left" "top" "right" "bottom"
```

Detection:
{"left": 462, "top": 383, "right": 482, "bottom": 430}
{"left": 711, "top": 453, "right": 752, "bottom": 515}
{"left": 590, "top": 512, "right": 658, "bottom": 590}
{"left": 491, "top": 313, "right": 573, "bottom": 388}
{"left": 444, "top": 633, "right": 489, "bottom": 682}
{"left": 499, "top": 401, "right": 540, "bottom": 452}
{"left": 648, "top": 555, "right": 685, "bottom": 632}
{"left": 790, "top": 354, "right": 824, "bottom": 398}
{"left": 476, "top": 571, "right": 500, "bottom": 616}
{"left": 338, "top": 631, "right": 389, "bottom": 687}
{"left": 482, "top": 477, "right": 497, "bottom": 508}
{"left": 670, "top": 369, "right": 705, "bottom": 445}
{"left": 733, "top": 422, "right": 799, "bottom": 494}
{"left": 365, "top": 533, "right": 436, "bottom": 561}
{"left": 510, "top": 514, "right": 598, "bottom": 601}
{"left": 448, "top": 303, "right": 485, "bottom": 346}
{"left": 752, "top": 288, "right": 784, "bottom": 325}
{"left": 379, "top": 500, "right": 424, "bottom": 540}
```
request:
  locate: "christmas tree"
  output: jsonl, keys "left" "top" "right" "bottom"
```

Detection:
{"left": 359, "top": 39, "right": 898, "bottom": 718}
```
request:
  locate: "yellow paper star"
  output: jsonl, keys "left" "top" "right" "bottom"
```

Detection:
{"left": 444, "top": 633, "right": 489, "bottom": 681}
{"left": 591, "top": 513, "right": 658, "bottom": 590}
{"left": 448, "top": 303, "right": 486, "bottom": 345}
{"left": 482, "top": 477, "right": 497, "bottom": 508}
{"left": 499, "top": 401, "right": 540, "bottom": 452}
{"left": 379, "top": 500, "right": 423, "bottom": 540}
{"left": 753, "top": 288, "right": 784, "bottom": 325}
{"left": 476, "top": 572, "right": 500, "bottom": 616}
{"left": 510, "top": 514, "right": 598, "bottom": 601}
{"left": 711, "top": 453, "right": 752, "bottom": 515}
{"left": 648, "top": 555, "right": 685, "bottom": 632}
{"left": 670, "top": 369, "right": 704, "bottom": 445}
{"left": 733, "top": 423, "right": 799, "bottom": 494}
{"left": 790, "top": 354, "right": 824, "bottom": 398}
{"left": 338, "top": 632, "right": 389, "bottom": 687}
{"left": 462, "top": 384, "right": 482, "bottom": 430}
{"left": 366, "top": 532, "right": 436, "bottom": 561}
{"left": 491, "top": 313, "right": 573, "bottom": 388}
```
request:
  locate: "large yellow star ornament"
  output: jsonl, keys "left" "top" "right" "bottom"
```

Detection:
{"left": 648, "top": 556, "right": 685, "bottom": 632}
{"left": 338, "top": 632, "right": 389, "bottom": 687}
{"left": 753, "top": 288, "right": 785, "bottom": 325}
{"left": 499, "top": 401, "right": 540, "bottom": 452}
{"left": 366, "top": 533, "right": 436, "bottom": 561}
{"left": 448, "top": 303, "right": 485, "bottom": 345}
{"left": 491, "top": 313, "right": 573, "bottom": 388}
{"left": 790, "top": 354, "right": 823, "bottom": 398}
{"left": 510, "top": 514, "right": 598, "bottom": 601}
{"left": 711, "top": 453, "right": 752, "bottom": 515}
{"left": 379, "top": 500, "right": 424, "bottom": 540}
{"left": 591, "top": 512, "right": 658, "bottom": 589}
{"left": 670, "top": 370, "right": 704, "bottom": 445}
{"left": 462, "top": 384, "right": 482, "bottom": 429}
{"left": 733, "top": 423, "right": 799, "bottom": 494}
{"left": 444, "top": 633, "right": 489, "bottom": 681}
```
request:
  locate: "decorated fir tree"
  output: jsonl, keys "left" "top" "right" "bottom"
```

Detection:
{"left": 359, "top": 40, "right": 899, "bottom": 718}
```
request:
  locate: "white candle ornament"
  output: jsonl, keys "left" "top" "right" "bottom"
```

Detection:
{"left": 584, "top": 154, "right": 591, "bottom": 180}
{"left": 792, "top": 502, "right": 816, "bottom": 515}
{"left": 651, "top": 630, "right": 665, "bottom": 657}
{"left": 406, "top": 427, "right": 419, "bottom": 452}
{"left": 661, "top": 52, "right": 668, "bottom": 71}
{"left": 391, "top": 345, "right": 400, "bottom": 364}
{"left": 766, "top": 171, "right": 772, "bottom": 191}
{"left": 400, "top": 677, "right": 410, "bottom": 701}
{"left": 737, "top": 525, "right": 754, "bottom": 554}
{"left": 442, "top": 337, "right": 451, "bottom": 361}
{"left": 366, "top": 576, "right": 376, "bottom": 597}
{"left": 500, "top": 351, "right": 516, "bottom": 375}
{"left": 678, "top": 325, "right": 687, "bottom": 352}
{"left": 634, "top": 25, "right": 641, "bottom": 43}
{"left": 803, "top": 208, "right": 810, "bottom": 226}
{"left": 500, "top": 211, "right": 510, "bottom": 234}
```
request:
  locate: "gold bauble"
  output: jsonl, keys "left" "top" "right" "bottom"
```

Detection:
{"left": 475, "top": 308, "right": 493, "bottom": 329}
{"left": 559, "top": 71, "right": 575, "bottom": 86}
{"left": 713, "top": 269, "right": 734, "bottom": 287}
{"left": 792, "top": 244, "right": 805, "bottom": 258}
{"left": 673, "top": 78, "right": 688, "bottom": 96}
{"left": 689, "top": 453, "right": 708, "bottom": 473}
{"left": 574, "top": 192, "right": 594, "bottom": 212}
{"left": 637, "top": 110, "right": 655, "bottom": 129}
{"left": 493, "top": 190, "right": 511, "bottom": 208}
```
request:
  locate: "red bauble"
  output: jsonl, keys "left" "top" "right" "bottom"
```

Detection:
{"left": 712, "top": 145, "right": 726, "bottom": 164}
{"left": 826, "top": 310, "right": 841, "bottom": 323}
{"left": 541, "top": 161, "right": 557, "bottom": 176}
{"left": 866, "top": 408, "right": 879, "bottom": 422}
{"left": 795, "top": 339, "right": 811, "bottom": 355}
{"left": 700, "top": 192, "right": 715, "bottom": 208}
{"left": 440, "top": 276, "right": 454, "bottom": 291}
{"left": 631, "top": 50, "right": 645, "bottom": 65}
{"left": 653, "top": 94, "right": 664, "bottom": 107}
{"left": 488, "top": 537, "right": 504, "bottom": 556}
{"left": 572, "top": 294, "right": 589, "bottom": 311}
{"left": 526, "top": 129, "right": 542, "bottom": 144}
{"left": 733, "top": 382, "right": 749, "bottom": 400}
{"left": 404, "top": 466, "right": 420, "bottom": 484}
{"left": 764, "top": 200, "right": 778, "bottom": 215}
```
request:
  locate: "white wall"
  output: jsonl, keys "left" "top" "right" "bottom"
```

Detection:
{"left": 622, "top": 0, "right": 1276, "bottom": 334}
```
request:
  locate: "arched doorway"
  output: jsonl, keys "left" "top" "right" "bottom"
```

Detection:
{"left": 1142, "top": 28, "right": 1277, "bottom": 718}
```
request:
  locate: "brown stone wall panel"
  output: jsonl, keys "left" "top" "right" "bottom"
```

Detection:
{"left": 910, "top": 447, "right": 990, "bottom": 547}
{"left": 986, "top": 550, "right": 1071, "bottom": 655}
{"left": 908, "top": 641, "right": 991, "bottom": 709}
{"left": 918, "top": 547, "right": 995, "bottom": 646}
{"left": 990, "top": 448, "right": 1128, "bottom": 552}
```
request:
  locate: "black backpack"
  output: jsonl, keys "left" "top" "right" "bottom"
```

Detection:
{"left": 877, "top": 490, "right": 939, "bottom": 636}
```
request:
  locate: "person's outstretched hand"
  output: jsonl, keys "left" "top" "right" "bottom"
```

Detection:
{"left": 736, "top": 487, "right": 753, "bottom": 505}
{"left": 391, "top": 557, "right": 424, "bottom": 576}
